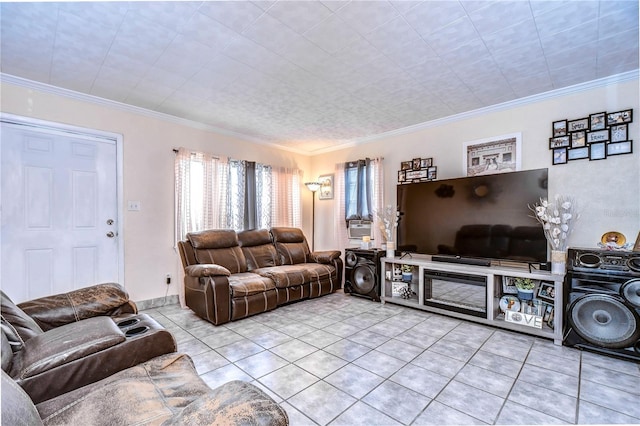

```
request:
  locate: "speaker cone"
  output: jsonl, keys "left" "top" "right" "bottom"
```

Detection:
{"left": 352, "top": 264, "right": 376, "bottom": 294}
{"left": 345, "top": 251, "right": 358, "bottom": 267}
{"left": 621, "top": 279, "right": 640, "bottom": 308}
{"left": 628, "top": 256, "right": 640, "bottom": 273}
{"left": 578, "top": 253, "right": 601, "bottom": 268}
{"left": 569, "top": 294, "right": 640, "bottom": 349}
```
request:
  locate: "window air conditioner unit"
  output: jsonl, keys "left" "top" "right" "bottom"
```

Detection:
{"left": 348, "top": 220, "right": 373, "bottom": 239}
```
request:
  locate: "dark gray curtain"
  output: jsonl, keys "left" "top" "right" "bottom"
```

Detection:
{"left": 244, "top": 161, "right": 257, "bottom": 230}
{"left": 344, "top": 158, "right": 372, "bottom": 225}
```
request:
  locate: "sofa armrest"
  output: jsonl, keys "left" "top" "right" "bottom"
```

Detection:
{"left": 310, "top": 250, "right": 341, "bottom": 264}
{"left": 17, "top": 283, "right": 136, "bottom": 331}
{"left": 10, "top": 317, "right": 125, "bottom": 380}
{"left": 185, "top": 264, "right": 231, "bottom": 278}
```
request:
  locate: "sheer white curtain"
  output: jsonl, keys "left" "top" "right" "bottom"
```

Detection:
{"left": 174, "top": 148, "right": 228, "bottom": 306}
{"left": 333, "top": 162, "right": 350, "bottom": 255}
{"left": 370, "top": 158, "right": 385, "bottom": 244}
{"left": 271, "top": 166, "right": 302, "bottom": 227}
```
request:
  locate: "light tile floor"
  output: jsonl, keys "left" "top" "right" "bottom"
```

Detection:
{"left": 142, "top": 291, "right": 640, "bottom": 425}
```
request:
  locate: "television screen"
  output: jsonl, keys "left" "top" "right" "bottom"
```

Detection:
{"left": 397, "top": 168, "right": 549, "bottom": 264}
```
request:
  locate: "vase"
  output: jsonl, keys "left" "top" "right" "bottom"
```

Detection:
{"left": 517, "top": 288, "right": 534, "bottom": 301}
{"left": 551, "top": 250, "right": 567, "bottom": 275}
{"left": 402, "top": 272, "right": 412, "bottom": 282}
{"left": 386, "top": 241, "right": 395, "bottom": 258}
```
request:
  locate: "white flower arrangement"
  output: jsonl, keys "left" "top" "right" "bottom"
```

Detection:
{"left": 530, "top": 195, "right": 579, "bottom": 251}
{"left": 375, "top": 204, "right": 399, "bottom": 243}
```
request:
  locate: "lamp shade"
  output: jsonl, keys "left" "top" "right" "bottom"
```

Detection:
{"left": 305, "top": 182, "right": 321, "bottom": 192}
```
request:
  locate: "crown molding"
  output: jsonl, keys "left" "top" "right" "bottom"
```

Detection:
{"left": 0, "top": 73, "right": 310, "bottom": 156}
{"left": 2, "top": 70, "right": 637, "bottom": 157}
{"left": 310, "top": 70, "right": 639, "bottom": 155}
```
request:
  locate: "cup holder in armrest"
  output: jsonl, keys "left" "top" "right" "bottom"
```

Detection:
{"left": 125, "top": 326, "right": 149, "bottom": 337}
{"left": 117, "top": 318, "right": 140, "bottom": 328}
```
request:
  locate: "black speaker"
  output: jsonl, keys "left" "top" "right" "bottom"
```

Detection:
{"left": 344, "top": 248, "right": 384, "bottom": 302}
{"left": 564, "top": 276, "right": 640, "bottom": 362}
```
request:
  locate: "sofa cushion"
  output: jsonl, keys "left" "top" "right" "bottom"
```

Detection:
{"left": 36, "top": 353, "right": 213, "bottom": 425}
{"left": 229, "top": 273, "right": 276, "bottom": 297}
{"left": 254, "top": 263, "right": 334, "bottom": 289}
{"left": 239, "top": 229, "right": 281, "bottom": 270}
{"left": 188, "top": 230, "right": 248, "bottom": 274}
{"left": 164, "top": 380, "right": 288, "bottom": 426}
{"left": 270, "top": 227, "right": 310, "bottom": 265}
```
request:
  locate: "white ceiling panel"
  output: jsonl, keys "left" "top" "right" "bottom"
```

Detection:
{"left": 0, "top": 1, "right": 637, "bottom": 154}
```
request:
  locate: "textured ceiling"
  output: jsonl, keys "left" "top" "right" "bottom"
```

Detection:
{"left": 1, "top": 1, "right": 638, "bottom": 154}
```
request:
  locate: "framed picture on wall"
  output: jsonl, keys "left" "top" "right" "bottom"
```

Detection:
{"left": 568, "top": 147, "right": 589, "bottom": 160}
{"left": 318, "top": 174, "right": 334, "bottom": 200}
{"left": 606, "top": 141, "right": 632, "bottom": 156}
{"left": 553, "top": 148, "right": 567, "bottom": 165}
{"left": 552, "top": 120, "right": 567, "bottom": 136}
{"left": 462, "top": 133, "right": 521, "bottom": 176}
{"left": 589, "top": 142, "right": 607, "bottom": 161}
{"left": 590, "top": 112, "right": 606, "bottom": 130}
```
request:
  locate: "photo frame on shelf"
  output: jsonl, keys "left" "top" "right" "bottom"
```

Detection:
{"left": 568, "top": 147, "right": 589, "bottom": 161}
{"left": 542, "top": 304, "right": 554, "bottom": 322}
{"left": 589, "top": 112, "right": 606, "bottom": 130}
{"left": 502, "top": 276, "right": 518, "bottom": 294}
{"left": 463, "top": 132, "right": 521, "bottom": 176}
{"left": 406, "top": 169, "right": 427, "bottom": 180}
{"left": 536, "top": 281, "right": 555, "bottom": 303}
{"left": 586, "top": 129, "right": 609, "bottom": 143}
{"left": 397, "top": 170, "right": 406, "bottom": 183}
{"left": 318, "top": 174, "right": 334, "bottom": 200}
{"left": 567, "top": 117, "right": 589, "bottom": 132}
{"left": 549, "top": 135, "right": 570, "bottom": 149}
{"left": 589, "top": 142, "right": 607, "bottom": 161}
{"left": 553, "top": 120, "right": 567, "bottom": 136}
{"left": 427, "top": 166, "right": 437, "bottom": 180}
{"left": 610, "top": 124, "right": 628, "bottom": 142}
{"left": 607, "top": 109, "right": 633, "bottom": 126}
{"left": 412, "top": 158, "right": 422, "bottom": 170}
{"left": 607, "top": 141, "right": 633, "bottom": 156}
{"left": 401, "top": 161, "right": 412, "bottom": 171}
{"left": 553, "top": 148, "right": 567, "bottom": 165}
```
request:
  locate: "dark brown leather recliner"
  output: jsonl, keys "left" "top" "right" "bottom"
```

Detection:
{"left": 178, "top": 227, "right": 343, "bottom": 325}
{"left": 1, "top": 331, "right": 289, "bottom": 426}
{"left": 1, "top": 283, "right": 176, "bottom": 403}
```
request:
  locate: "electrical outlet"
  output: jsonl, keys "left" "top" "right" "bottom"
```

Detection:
{"left": 127, "top": 200, "right": 141, "bottom": 211}
{"left": 165, "top": 274, "right": 171, "bottom": 285}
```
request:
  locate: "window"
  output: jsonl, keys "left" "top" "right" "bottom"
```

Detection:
{"left": 345, "top": 159, "right": 374, "bottom": 222}
{"left": 175, "top": 148, "right": 301, "bottom": 242}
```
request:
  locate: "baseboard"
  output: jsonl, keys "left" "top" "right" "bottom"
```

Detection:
{"left": 136, "top": 295, "right": 179, "bottom": 311}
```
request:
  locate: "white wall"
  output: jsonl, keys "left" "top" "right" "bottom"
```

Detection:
{"left": 0, "top": 81, "right": 312, "bottom": 302}
{"left": 311, "top": 78, "right": 640, "bottom": 252}
{"left": 2, "top": 77, "right": 638, "bottom": 302}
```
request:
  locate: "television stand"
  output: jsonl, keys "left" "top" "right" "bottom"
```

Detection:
{"left": 380, "top": 256, "right": 565, "bottom": 345}
{"left": 432, "top": 255, "right": 491, "bottom": 267}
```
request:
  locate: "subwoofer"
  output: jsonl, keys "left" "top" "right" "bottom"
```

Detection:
{"left": 564, "top": 248, "right": 640, "bottom": 363}
{"left": 344, "top": 248, "right": 384, "bottom": 302}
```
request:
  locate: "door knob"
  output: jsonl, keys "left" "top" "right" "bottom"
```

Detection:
{"left": 106, "top": 231, "right": 116, "bottom": 238}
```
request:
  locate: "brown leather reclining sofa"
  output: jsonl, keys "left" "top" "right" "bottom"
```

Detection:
{"left": 1, "top": 284, "right": 289, "bottom": 425}
{"left": 178, "top": 227, "right": 343, "bottom": 325}
{"left": 0, "top": 283, "right": 176, "bottom": 403}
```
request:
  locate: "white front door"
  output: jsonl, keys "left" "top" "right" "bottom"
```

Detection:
{"left": 1, "top": 121, "right": 120, "bottom": 303}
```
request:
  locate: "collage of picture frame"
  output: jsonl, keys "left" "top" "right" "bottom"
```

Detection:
{"left": 398, "top": 157, "right": 437, "bottom": 184}
{"left": 550, "top": 109, "right": 633, "bottom": 165}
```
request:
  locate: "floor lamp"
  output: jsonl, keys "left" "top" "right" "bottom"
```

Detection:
{"left": 305, "top": 181, "right": 321, "bottom": 251}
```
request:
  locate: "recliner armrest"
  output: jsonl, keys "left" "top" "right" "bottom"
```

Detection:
{"left": 17, "top": 283, "right": 137, "bottom": 331}
{"left": 310, "top": 250, "right": 341, "bottom": 264}
{"left": 185, "top": 264, "right": 231, "bottom": 277}
{"left": 9, "top": 317, "right": 125, "bottom": 380}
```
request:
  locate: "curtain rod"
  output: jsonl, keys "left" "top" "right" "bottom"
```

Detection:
{"left": 173, "top": 148, "right": 220, "bottom": 160}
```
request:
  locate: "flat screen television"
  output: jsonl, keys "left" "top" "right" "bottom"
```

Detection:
{"left": 396, "top": 168, "right": 549, "bottom": 265}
